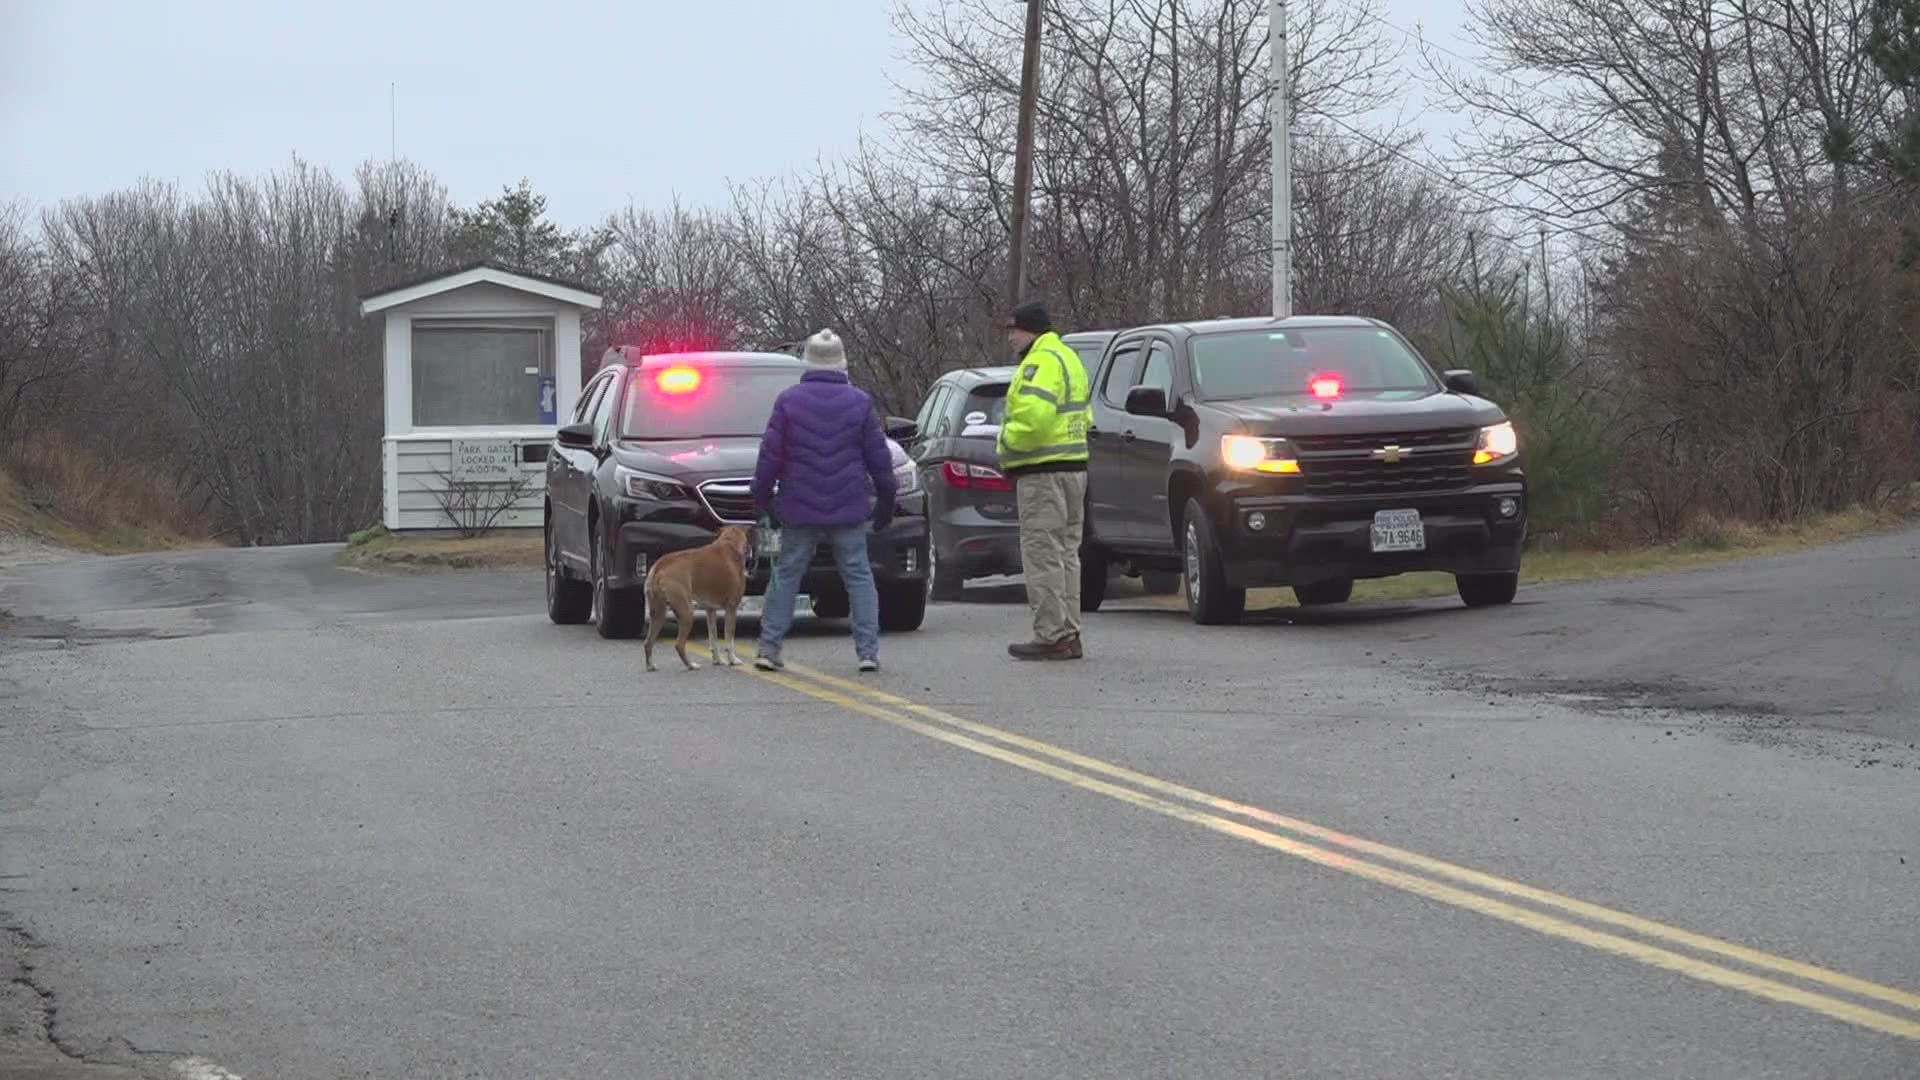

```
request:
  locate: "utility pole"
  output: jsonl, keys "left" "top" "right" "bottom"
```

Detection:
{"left": 1006, "top": 0, "right": 1045, "bottom": 310}
{"left": 1270, "top": 0, "right": 1292, "bottom": 319}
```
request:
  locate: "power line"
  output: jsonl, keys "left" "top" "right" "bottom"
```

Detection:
{"left": 1354, "top": 10, "right": 1482, "bottom": 70}
{"left": 1310, "top": 112, "right": 1588, "bottom": 270}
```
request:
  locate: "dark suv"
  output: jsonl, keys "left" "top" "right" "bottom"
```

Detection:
{"left": 906, "top": 330, "right": 1150, "bottom": 600}
{"left": 544, "top": 347, "right": 931, "bottom": 638}
{"left": 1079, "top": 316, "right": 1527, "bottom": 624}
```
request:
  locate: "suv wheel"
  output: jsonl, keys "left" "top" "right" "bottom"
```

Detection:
{"left": 546, "top": 517, "right": 591, "bottom": 625}
{"left": 1181, "top": 502, "right": 1245, "bottom": 625}
{"left": 592, "top": 518, "right": 646, "bottom": 639}
{"left": 879, "top": 582, "right": 928, "bottom": 632}
{"left": 1293, "top": 578, "right": 1354, "bottom": 606}
{"left": 1079, "top": 542, "right": 1109, "bottom": 612}
{"left": 1457, "top": 571, "right": 1519, "bottom": 608}
{"left": 929, "top": 546, "right": 964, "bottom": 602}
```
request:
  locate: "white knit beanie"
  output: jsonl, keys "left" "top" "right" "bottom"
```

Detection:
{"left": 802, "top": 328, "right": 847, "bottom": 371}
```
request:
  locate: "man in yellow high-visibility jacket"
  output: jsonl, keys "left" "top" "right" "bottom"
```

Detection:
{"left": 998, "top": 301, "right": 1091, "bottom": 660}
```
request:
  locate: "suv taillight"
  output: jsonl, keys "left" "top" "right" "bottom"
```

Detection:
{"left": 940, "top": 461, "right": 1013, "bottom": 492}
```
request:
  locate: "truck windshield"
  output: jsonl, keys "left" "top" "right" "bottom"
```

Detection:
{"left": 619, "top": 366, "right": 802, "bottom": 440}
{"left": 1188, "top": 327, "right": 1436, "bottom": 400}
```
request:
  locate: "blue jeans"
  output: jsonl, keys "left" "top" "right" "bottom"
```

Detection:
{"left": 757, "top": 524, "right": 880, "bottom": 661}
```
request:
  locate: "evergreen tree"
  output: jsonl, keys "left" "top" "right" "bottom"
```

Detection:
{"left": 449, "top": 179, "right": 608, "bottom": 280}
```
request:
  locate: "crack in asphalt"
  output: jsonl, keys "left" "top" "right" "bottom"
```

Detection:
{"left": 3, "top": 921, "right": 178, "bottom": 1078}
{"left": 5, "top": 921, "right": 95, "bottom": 1067}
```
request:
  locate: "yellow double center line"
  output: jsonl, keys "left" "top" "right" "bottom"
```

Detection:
{"left": 692, "top": 646, "right": 1920, "bottom": 1041}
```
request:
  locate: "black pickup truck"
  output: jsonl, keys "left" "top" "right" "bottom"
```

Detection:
{"left": 1078, "top": 315, "right": 1527, "bottom": 624}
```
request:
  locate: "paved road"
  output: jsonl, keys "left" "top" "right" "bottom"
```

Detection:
{"left": 3, "top": 530, "right": 1918, "bottom": 1078}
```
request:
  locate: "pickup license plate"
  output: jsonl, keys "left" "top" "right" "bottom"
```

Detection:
{"left": 1370, "top": 509, "right": 1426, "bottom": 553}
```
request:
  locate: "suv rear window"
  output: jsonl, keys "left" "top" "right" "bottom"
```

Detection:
{"left": 619, "top": 366, "right": 802, "bottom": 440}
{"left": 1189, "top": 327, "right": 1435, "bottom": 400}
{"left": 962, "top": 385, "right": 1008, "bottom": 429}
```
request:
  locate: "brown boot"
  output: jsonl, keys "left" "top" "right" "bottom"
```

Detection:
{"left": 1009, "top": 637, "right": 1080, "bottom": 661}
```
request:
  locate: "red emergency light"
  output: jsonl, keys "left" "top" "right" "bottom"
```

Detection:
{"left": 655, "top": 365, "right": 702, "bottom": 395}
{"left": 1309, "top": 374, "right": 1344, "bottom": 400}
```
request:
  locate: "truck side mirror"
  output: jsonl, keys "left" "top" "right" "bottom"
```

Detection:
{"left": 556, "top": 422, "right": 595, "bottom": 449}
{"left": 1443, "top": 369, "right": 1479, "bottom": 396}
{"left": 1124, "top": 385, "right": 1169, "bottom": 417}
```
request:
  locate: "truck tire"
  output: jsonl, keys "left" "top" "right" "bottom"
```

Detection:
{"left": 879, "top": 582, "right": 928, "bottom": 632}
{"left": 810, "top": 587, "right": 851, "bottom": 620}
{"left": 1293, "top": 578, "right": 1354, "bottom": 606}
{"left": 546, "top": 517, "right": 591, "bottom": 625}
{"left": 1181, "top": 502, "right": 1245, "bottom": 625}
{"left": 1457, "top": 571, "right": 1519, "bottom": 608}
{"left": 592, "top": 520, "right": 646, "bottom": 640}
{"left": 1079, "top": 543, "right": 1109, "bottom": 612}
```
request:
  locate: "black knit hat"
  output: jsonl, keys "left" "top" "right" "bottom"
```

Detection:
{"left": 1006, "top": 301, "right": 1052, "bottom": 334}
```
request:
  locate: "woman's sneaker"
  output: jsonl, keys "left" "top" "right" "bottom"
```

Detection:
{"left": 857, "top": 658, "right": 879, "bottom": 673}
{"left": 754, "top": 653, "right": 784, "bottom": 672}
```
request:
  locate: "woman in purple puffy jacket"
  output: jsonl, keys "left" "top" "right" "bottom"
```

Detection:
{"left": 749, "top": 329, "right": 897, "bottom": 673}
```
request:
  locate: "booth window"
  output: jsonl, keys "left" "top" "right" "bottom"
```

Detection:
{"left": 411, "top": 318, "right": 555, "bottom": 427}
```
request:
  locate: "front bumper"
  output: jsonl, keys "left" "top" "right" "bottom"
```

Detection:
{"left": 604, "top": 505, "right": 930, "bottom": 593}
{"left": 1215, "top": 482, "right": 1527, "bottom": 588}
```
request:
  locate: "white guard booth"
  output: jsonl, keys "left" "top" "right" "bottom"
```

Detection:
{"left": 359, "top": 261, "right": 603, "bottom": 531}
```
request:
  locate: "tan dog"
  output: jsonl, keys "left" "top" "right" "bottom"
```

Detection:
{"left": 643, "top": 525, "right": 754, "bottom": 671}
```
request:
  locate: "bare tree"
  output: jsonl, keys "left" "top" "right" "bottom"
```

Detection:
{"left": 0, "top": 205, "right": 72, "bottom": 448}
{"left": 38, "top": 159, "right": 455, "bottom": 544}
{"left": 1432, "top": 0, "right": 1907, "bottom": 233}
{"left": 887, "top": 0, "right": 1422, "bottom": 326}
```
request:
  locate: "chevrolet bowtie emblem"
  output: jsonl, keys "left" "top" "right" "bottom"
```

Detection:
{"left": 1372, "top": 445, "right": 1407, "bottom": 463}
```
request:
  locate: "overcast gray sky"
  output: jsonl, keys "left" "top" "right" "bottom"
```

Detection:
{"left": 1, "top": 0, "right": 1474, "bottom": 228}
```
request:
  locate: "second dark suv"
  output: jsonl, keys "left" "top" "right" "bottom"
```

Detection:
{"left": 1079, "top": 316, "right": 1527, "bottom": 624}
{"left": 544, "top": 348, "right": 931, "bottom": 638}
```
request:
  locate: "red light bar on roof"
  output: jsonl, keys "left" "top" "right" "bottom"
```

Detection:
{"left": 655, "top": 366, "right": 702, "bottom": 395}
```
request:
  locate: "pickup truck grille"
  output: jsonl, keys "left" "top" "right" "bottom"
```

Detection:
{"left": 1290, "top": 428, "right": 1477, "bottom": 455}
{"left": 1292, "top": 428, "right": 1478, "bottom": 496}
{"left": 696, "top": 479, "right": 757, "bottom": 524}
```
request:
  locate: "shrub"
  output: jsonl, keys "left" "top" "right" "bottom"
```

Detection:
{"left": 1418, "top": 275, "right": 1621, "bottom": 537}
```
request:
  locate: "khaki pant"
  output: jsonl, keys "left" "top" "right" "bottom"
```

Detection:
{"left": 1015, "top": 470, "right": 1088, "bottom": 643}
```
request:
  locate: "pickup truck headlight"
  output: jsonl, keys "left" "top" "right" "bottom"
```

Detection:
{"left": 1221, "top": 434, "right": 1300, "bottom": 474}
{"left": 617, "top": 466, "right": 687, "bottom": 501}
{"left": 1473, "top": 422, "right": 1519, "bottom": 465}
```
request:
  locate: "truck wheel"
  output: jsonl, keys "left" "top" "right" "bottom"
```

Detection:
{"left": 1079, "top": 543, "right": 1109, "bottom": 612}
{"left": 810, "top": 587, "right": 851, "bottom": 620}
{"left": 1140, "top": 570, "right": 1181, "bottom": 595}
{"left": 1293, "top": 578, "right": 1354, "bottom": 606}
{"left": 1457, "top": 571, "right": 1519, "bottom": 608}
{"left": 879, "top": 582, "right": 928, "bottom": 632}
{"left": 546, "top": 518, "right": 591, "bottom": 625}
{"left": 1181, "top": 502, "right": 1245, "bottom": 625}
{"left": 592, "top": 519, "right": 646, "bottom": 640}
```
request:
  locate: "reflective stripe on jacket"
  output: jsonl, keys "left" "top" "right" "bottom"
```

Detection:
{"left": 997, "top": 331, "right": 1091, "bottom": 473}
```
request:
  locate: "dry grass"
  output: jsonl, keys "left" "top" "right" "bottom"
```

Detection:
{"left": 331, "top": 503, "right": 1910, "bottom": 590}
{"left": 336, "top": 526, "right": 543, "bottom": 572}
{"left": 1142, "top": 505, "right": 1911, "bottom": 611}
{"left": 0, "top": 439, "right": 210, "bottom": 554}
